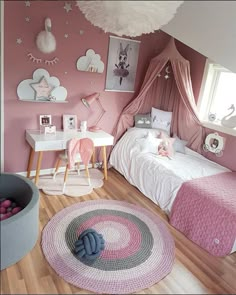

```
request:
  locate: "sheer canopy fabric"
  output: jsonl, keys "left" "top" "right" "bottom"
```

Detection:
{"left": 112, "top": 38, "right": 205, "bottom": 154}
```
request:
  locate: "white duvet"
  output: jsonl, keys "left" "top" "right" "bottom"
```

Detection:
{"left": 109, "top": 127, "right": 230, "bottom": 214}
{"left": 110, "top": 127, "right": 236, "bottom": 253}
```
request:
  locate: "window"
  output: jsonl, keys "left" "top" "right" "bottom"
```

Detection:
{"left": 198, "top": 60, "right": 236, "bottom": 136}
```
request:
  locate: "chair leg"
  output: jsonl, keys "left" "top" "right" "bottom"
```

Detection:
{"left": 53, "top": 158, "right": 61, "bottom": 180}
{"left": 92, "top": 146, "right": 96, "bottom": 168}
{"left": 85, "top": 166, "right": 91, "bottom": 186}
{"left": 63, "top": 164, "right": 69, "bottom": 193}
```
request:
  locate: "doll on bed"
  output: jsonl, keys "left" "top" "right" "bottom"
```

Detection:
{"left": 158, "top": 134, "right": 175, "bottom": 159}
{"left": 158, "top": 141, "right": 170, "bottom": 157}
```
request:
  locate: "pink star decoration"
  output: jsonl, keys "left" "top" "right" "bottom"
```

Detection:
{"left": 30, "top": 76, "right": 54, "bottom": 100}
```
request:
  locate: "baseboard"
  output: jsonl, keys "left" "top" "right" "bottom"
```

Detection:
{"left": 17, "top": 162, "right": 102, "bottom": 177}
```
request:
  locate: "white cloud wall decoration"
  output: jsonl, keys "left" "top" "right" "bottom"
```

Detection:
{"left": 17, "top": 68, "right": 67, "bottom": 102}
{"left": 76, "top": 49, "right": 104, "bottom": 73}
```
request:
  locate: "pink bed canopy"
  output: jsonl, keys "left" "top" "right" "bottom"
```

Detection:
{"left": 111, "top": 37, "right": 206, "bottom": 154}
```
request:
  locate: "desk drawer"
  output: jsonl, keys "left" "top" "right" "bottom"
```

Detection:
{"left": 35, "top": 141, "right": 65, "bottom": 151}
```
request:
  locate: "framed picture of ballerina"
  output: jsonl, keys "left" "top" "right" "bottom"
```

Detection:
{"left": 105, "top": 36, "right": 141, "bottom": 92}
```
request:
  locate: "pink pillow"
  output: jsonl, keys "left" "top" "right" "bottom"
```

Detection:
{"left": 158, "top": 132, "right": 176, "bottom": 158}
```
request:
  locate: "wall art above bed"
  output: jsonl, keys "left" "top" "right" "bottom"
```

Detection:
{"left": 17, "top": 68, "right": 68, "bottom": 103}
{"left": 105, "top": 36, "right": 140, "bottom": 93}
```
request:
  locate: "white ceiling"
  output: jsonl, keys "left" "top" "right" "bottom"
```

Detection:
{"left": 162, "top": 1, "right": 236, "bottom": 73}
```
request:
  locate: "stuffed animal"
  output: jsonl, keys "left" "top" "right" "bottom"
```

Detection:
{"left": 158, "top": 140, "right": 169, "bottom": 156}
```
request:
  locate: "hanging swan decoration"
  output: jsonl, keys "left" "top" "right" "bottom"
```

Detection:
{"left": 36, "top": 18, "right": 56, "bottom": 54}
{"left": 221, "top": 104, "right": 236, "bottom": 129}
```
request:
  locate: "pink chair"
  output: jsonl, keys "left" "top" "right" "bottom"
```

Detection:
{"left": 53, "top": 138, "right": 94, "bottom": 193}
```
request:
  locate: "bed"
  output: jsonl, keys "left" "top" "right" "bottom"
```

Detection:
{"left": 109, "top": 127, "right": 236, "bottom": 255}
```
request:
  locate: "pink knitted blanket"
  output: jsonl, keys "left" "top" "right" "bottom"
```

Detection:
{"left": 170, "top": 172, "right": 236, "bottom": 256}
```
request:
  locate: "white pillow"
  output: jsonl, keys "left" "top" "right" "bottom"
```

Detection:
{"left": 151, "top": 107, "right": 172, "bottom": 136}
{"left": 136, "top": 132, "right": 162, "bottom": 154}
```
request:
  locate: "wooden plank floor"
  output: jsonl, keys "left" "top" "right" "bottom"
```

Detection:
{"left": 1, "top": 168, "right": 236, "bottom": 294}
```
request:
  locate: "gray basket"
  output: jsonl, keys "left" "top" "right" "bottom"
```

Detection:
{"left": 0, "top": 173, "right": 39, "bottom": 270}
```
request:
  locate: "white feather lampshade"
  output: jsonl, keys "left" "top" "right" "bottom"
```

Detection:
{"left": 76, "top": 1, "right": 183, "bottom": 37}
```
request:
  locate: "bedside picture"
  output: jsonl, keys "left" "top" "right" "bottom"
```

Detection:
{"left": 63, "top": 115, "right": 78, "bottom": 131}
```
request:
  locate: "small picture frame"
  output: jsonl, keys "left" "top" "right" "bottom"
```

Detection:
{"left": 63, "top": 115, "right": 78, "bottom": 132}
{"left": 203, "top": 132, "right": 225, "bottom": 157}
{"left": 39, "top": 115, "right": 52, "bottom": 126}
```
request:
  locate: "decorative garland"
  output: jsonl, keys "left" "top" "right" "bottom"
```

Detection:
{"left": 45, "top": 57, "right": 59, "bottom": 65}
{"left": 27, "top": 53, "right": 42, "bottom": 63}
{"left": 27, "top": 53, "right": 59, "bottom": 66}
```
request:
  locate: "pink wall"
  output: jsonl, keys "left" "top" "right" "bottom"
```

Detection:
{"left": 4, "top": 1, "right": 235, "bottom": 173}
{"left": 3, "top": 1, "right": 169, "bottom": 172}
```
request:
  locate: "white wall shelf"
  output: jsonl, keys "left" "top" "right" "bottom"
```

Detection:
{"left": 17, "top": 69, "right": 68, "bottom": 103}
{"left": 19, "top": 99, "right": 68, "bottom": 103}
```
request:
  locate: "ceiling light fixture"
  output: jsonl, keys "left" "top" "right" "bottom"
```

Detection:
{"left": 76, "top": 1, "right": 183, "bottom": 37}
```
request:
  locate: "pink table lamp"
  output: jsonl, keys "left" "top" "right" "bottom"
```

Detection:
{"left": 81, "top": 93, "right": 106, "bottom": 132}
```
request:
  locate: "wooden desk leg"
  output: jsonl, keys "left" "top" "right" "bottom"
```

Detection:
{"left": 35, "top": 151, "right": 43, "bottom": 185}
{"left": 92, "top": 146, "right": 96, "bottom": 168}
{"left": 102, "top": 146, "right": 107, "bottom": 180}
{"left": 27, "top": 148, "right": 35, "bottom": 178}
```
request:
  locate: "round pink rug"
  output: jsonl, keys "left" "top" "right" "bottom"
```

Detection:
{"left": 41, "top": 200, "right": 175, "bottom": 294}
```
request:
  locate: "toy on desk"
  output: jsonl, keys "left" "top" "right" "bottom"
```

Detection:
{"left": 80, "top": 120, "right": 87, "bottom": 132}
{"left": 203, "top": 132, "right": 225, "bottom": 157}
{"left": 44, "top": 125, "right": 56, "bottom": 135}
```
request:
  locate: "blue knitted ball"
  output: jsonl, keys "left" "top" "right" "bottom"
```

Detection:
{"left": 74, "top": 228, "right": 105, "bottom": 260}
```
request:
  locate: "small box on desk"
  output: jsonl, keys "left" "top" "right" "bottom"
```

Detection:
{"left": 41, "top": 125, "right": 56, "bottom": 135}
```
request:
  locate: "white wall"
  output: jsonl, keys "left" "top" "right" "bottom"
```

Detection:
{"left": 162, "top": 1, "right": 236, "bottom": 73}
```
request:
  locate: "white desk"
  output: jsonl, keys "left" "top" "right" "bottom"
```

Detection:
{"left": 25, "top": 130, "right": 114, "bottom": 184}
